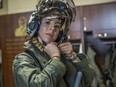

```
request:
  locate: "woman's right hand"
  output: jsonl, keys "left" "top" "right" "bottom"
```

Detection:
{"left": 44, "top": 42, "right": 60, "bottom": 59}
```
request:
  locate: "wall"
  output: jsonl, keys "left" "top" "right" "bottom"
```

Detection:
{"left": 75, "top": 0, "right": 116, "bottom": 6}
{"left": 0, "top": 0, "right": 116, "bottom": 15}
{"left": 8, "top": 0, "right": 37, "bottom": 14}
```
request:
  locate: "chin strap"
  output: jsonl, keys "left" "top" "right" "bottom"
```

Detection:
{"left": 38, "top": 35, "right": 47, "bottom": 46}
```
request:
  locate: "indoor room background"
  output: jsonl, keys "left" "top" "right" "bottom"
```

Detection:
{"left": 0, "top": 0, "right": 116, "bottom": 87}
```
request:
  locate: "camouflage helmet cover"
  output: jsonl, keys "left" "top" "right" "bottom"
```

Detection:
{"left": 27, "top": 0, "right": 76, "bottom": 39}
{"left": 36, "top": 0, "right": 76, "bottom": 32}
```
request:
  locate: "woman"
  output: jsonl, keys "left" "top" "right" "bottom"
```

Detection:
{"left": 12, "top": 0, "right": 94, "bottom": 87}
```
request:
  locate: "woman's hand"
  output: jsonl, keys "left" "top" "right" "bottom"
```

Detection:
{"left": 44, "top": 42, "right": 60, "bottom": 59}
{"left": 58, "top": 42, "right": 73, "bottom": 57}
{"left": 58, "top": 42, "right": 80, "bottom": 62}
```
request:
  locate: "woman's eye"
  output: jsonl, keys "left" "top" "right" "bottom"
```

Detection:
{"left": 55, "top": 25, "right": 60, "bottom": 29}
{"left": 55, "top": 24, "right": 61, "bottom": 28}
{"left": 45, "top": 21, "right": 50, "bottom": 24}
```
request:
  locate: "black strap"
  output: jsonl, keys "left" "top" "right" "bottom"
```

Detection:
{"left": 25, "top": 50, "right": 42, "bottom": 70}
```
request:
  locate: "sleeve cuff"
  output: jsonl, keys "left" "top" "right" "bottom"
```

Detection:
{"left": 73, "top": 53, "right": 89, "bottom": 70}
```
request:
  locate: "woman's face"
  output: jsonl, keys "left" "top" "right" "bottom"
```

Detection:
{"left": 38, "top": 17, "right": 62, "bottom": 44}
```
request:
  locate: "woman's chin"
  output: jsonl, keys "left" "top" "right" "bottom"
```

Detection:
{"left": 43, "top": 39, "right": 53, "bottom": 44}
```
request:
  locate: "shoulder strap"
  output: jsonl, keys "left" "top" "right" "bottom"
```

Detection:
{"left": 25, "top": 50, "right": 43, "bottom": 70}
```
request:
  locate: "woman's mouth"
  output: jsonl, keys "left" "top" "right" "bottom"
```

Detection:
{"left": 46, "top": 33, "right": 53, "bottom": 38}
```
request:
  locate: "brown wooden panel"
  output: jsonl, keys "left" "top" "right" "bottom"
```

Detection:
{"left": 68, "top": 6, "right": 82, "bottom": 40}
{"left": 82, "top": 2, "right": 116, "bottom": 32}
{"left": 68, "top": 31, "right": 82, "bottom": 40}
{"left": 0, "top": 12, "right": 32, "bottom": 87}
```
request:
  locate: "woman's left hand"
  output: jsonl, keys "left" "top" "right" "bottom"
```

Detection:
{"left": 58, "top": 42, "right": 73, "bottom": 57}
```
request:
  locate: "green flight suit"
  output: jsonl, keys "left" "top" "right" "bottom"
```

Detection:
{"left": 12, "top": 41, "right": 94, "bottom": 87}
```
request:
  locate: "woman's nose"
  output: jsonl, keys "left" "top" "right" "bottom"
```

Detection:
{"left": 49, "top": 25, "right": 55, "bottom": 31}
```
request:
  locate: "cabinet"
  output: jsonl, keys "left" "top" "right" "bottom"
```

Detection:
{"left": 93, "top": 29, "right": 116, "bottom": 38}
{"left": 68, "top": 6, "right": 82, "bottom": 40}
{"left": 82, "top": 2, "right": 116, "bottom": 38}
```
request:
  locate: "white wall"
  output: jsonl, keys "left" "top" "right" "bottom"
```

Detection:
{"left": 8, "top": 0, "right": 38, "bottom": 14}
{"left": 0, "top": 0, "right": 116, "bottom": 15}
{"left": 75, "top": 0, "right": 116, "bottom": 6}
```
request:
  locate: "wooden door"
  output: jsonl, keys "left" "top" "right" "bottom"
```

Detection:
{"left": 0, "top": 12, "right": 32, "bottom": 87}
